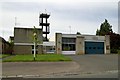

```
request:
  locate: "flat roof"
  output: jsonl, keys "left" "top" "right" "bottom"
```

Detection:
{"left": 61, "top": 33, "right": 105, "bottom": 41}
{"left": 62, "top": 33, "right": 104, "bottom": 37}
{"left": 14, "top": 27, "right": 42, "bottom": 30}
{"left": 14, "top": 41, "right": 55, "bottom": 46}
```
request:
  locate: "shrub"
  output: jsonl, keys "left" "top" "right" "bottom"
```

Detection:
{"left": 111, "top": 49, "right": 118, "bottom": 53}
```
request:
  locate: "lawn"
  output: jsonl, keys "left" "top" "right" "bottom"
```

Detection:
{"left": 0, "top": 54, "right": 11, "bottom": 58}
{"left": 3, "top": 54, "right": 72, "bottom": 62}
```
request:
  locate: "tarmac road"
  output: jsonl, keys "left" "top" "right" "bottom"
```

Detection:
{"left": 2, "top": 62, "right": 79, "bottom": 77}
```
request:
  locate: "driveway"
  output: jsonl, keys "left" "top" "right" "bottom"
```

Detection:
{"left": 67, "top": 54, "right": 118, "bottom": 73}
{"left": 62, "top": 54, "right": 118, "bottom": 78}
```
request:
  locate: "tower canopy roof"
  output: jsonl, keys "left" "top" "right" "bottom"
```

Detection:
{"left": 39, "top": 13, "right": 50, "bottom": 18}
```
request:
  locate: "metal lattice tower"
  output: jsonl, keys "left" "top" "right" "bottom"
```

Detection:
{"left": 39, "top": 13, "right": 50, "bottom": 41}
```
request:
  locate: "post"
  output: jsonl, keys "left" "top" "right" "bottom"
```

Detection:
{"left": 55, "top": 33, "right": 62, "bottom": 54}
{"left": 76, "top": 35, "right": 85, "bottom": 55}
{"left": 69, "top": 26, "right": 71, "bottom": 34}
{"left": 34, "top": 41, "right": 36, "bottom": 60}
{"left": 33, "top": 32, "right": 37, "bottom": 61}
{"left": 105, "top": 35, "right": 110, "bottom": 54}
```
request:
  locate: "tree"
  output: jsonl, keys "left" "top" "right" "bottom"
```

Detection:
{"left": 96, "top": 19, "right": 113, "bottom": 36}
{"left": 96, "top": 29, "right": 100, "bottom": 35}
{"left": 76, "top": 32, "right": 81, "bottom": 35}
{"left": 107, "top": 32, "right": 120, "bottom": 53}
{"left": 96, "top": 19, "right": 120, "bottom": 53}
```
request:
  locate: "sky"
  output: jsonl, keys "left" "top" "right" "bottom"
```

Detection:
{"left": 0, "top": 0, "right": 119, "bottom": 41}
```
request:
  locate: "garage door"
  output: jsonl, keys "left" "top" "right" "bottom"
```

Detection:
{"left": 85, "top": 41, "right": 104, "bottom": 54}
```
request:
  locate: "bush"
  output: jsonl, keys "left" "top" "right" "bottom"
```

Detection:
{"left": 117, "top": 50, "right": 120, "bottom": 54}
{"left": 111, "top": 49, "right": 118, "bottom": 53}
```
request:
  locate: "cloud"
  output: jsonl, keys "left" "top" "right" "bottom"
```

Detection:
{"left": 0, "top": 1, "right": 118, "bottom": 41}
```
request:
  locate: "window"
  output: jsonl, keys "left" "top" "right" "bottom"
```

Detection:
{"left": 32, "top": 45, "right": 38, "bottom": 49}
{"left": 32, "top": 51, "right": 38, "bottom": 54}
{"left": 32, "top": 45, "right": 38, "bottom": 54}
{"left": 62, "top": 37, "right": 76, "bottom": 44}
{"left": 62, "top": 44, "right": 75, "bottom": 51}
{"left": 62, "top": 37, "right": 76, "bottom": 51}
{"left": 69, "top": 44, "right": 75, "bottom": 51}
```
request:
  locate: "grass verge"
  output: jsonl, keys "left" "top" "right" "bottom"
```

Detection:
{"left": 2, "top": 54, "right": 72, "bottom": 62}
{"left": 0, "top": 54, "right": 11, "bottom": 58}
